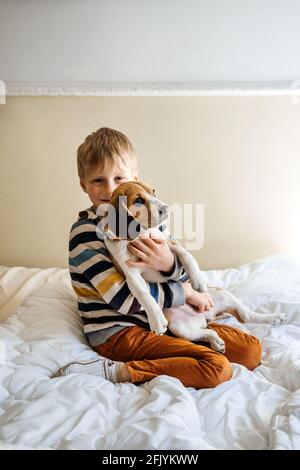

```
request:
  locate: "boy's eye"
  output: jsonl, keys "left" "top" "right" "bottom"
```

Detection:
{"left": 134, "top": 197, "right": 145, "bottom": 205}
{"left": 94, "top": 177, "right": 124, "bottom": 183}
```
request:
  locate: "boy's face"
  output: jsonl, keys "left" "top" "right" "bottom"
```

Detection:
{"left": 80, "top": 156, "right": 138, "bottom": 208}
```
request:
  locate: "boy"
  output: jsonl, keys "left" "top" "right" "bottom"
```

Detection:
{"left": 60, "top": 127, "right": 261, "bottom": 388}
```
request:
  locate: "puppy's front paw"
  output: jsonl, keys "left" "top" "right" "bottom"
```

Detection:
{"left": 151, "top": 322, "right": 168, "bottom": 336}
{"left": 189, "top": 272, "right": 207, "bottom": 293}
{"left": 149, "top": 313, "right": 168, "bottom": 336}
{"left": 271, "top": 312, "right": 287, "bottom": 326}
{"left": 209, "top": 336, "right": 226, "bottom": 353}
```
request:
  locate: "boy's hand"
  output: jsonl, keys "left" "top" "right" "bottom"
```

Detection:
{"left": 182, "top": 282, "right": 214, "bottom": 312}
{"left": 126, "top": 233, "right": 175, "bottom": 272}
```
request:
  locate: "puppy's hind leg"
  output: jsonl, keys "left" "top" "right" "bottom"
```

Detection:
{"left": 222, "top": 290, "right": 287, "bottom": 326}
{"left": 195, "top": 329, "right": 226, "bottom": 353}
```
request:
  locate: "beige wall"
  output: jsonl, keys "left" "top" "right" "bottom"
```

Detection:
{"left": 0, "top": 96, "right": 300, "bottom": 270}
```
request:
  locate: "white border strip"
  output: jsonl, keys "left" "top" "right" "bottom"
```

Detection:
{"left": 5, "top": 81, "right": 300, "bottom": 96}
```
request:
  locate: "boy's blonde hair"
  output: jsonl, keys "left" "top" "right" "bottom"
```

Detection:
{"left": 77, "top": 127, "right": 137, "bottom": 179}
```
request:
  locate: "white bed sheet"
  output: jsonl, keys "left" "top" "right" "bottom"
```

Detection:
{"left": 0, "top": 255, "right": 300, "bottom": 450}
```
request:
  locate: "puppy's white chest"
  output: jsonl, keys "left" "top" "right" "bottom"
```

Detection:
{"left": 104, "top": 239, "right": 132, "bottom": 274}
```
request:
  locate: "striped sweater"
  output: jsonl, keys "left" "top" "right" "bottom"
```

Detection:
{"left": 69, "top": 206, "right": 189, "bottom": 346}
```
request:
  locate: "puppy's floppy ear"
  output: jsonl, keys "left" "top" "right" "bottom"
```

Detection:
{"left": 114, "top": 203, "right": 141, "bottom": 240}
{"left": 110, "top": 190, "right": 125, "bottom": 208}
{"left": 100, "top": 196, "right": 141, "bottom": 240}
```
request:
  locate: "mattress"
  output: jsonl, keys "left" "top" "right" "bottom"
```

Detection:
{"left": 0, "top": 255, "right": 300, "bottom": 450}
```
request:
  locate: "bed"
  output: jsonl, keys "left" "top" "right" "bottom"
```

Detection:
{"left": 0, "top": 254, "right": 300, "bottom": 450}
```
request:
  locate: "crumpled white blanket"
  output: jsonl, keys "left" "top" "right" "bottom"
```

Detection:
{"left": 0, "top": 255, "right": 300, "bottom": 450}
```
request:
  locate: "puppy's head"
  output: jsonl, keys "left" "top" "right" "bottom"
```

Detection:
{"left": 98, "top": 181, "right": 169, "bottom": 240}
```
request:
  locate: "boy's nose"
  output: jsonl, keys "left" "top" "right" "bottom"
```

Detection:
{"left": 104, "top": 184, "right": 117, "bottom": 200}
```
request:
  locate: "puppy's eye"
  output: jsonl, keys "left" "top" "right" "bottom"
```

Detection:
{"left": 134, "top": 197, "right": 145, "bottom": 205}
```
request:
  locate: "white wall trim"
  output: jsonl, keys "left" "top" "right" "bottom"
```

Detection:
{"left": 6, "top": 81, "right": 300, "bottom": 96}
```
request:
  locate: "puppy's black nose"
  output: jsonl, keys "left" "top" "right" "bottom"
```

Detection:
{"left": 159, "top": 205, "right": 168, "bottom": 216}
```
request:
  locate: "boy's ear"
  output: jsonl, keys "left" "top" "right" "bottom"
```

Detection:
{"left": 80, "top": 180, "right": 87, "bottom": 193}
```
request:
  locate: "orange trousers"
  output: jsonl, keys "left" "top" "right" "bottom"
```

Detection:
{"left": 93, "top": 322, "right": 262, "bottom": 389}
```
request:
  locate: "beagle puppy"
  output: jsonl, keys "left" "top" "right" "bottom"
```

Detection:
{"left": 98, "top": 181, "right": 286, "bottom": 352}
